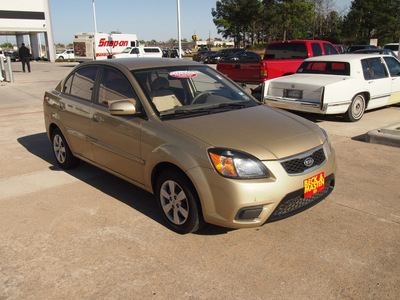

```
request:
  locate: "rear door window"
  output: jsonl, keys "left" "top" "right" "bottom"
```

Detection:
{"left": 63, "top": 66, "right": 99, "bottom": 101}
{"left": 98, "top": 67, "right": 137, "bottom": 106}
{"left": 362, "top": 58, "right": 388, "bottom": 80}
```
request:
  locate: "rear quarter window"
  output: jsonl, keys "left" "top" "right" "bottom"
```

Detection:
{"left": 264, "top": 43, "right": 308, "bottom": 60}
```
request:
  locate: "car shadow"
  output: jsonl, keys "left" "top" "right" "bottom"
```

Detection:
{"left": 17, "top": 132, "right": 232, "bottom": 235}
{"left": 285, "top": 102, "right": 400, "bottom": 124}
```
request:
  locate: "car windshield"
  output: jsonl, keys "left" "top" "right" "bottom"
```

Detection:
{"left": 132, "top": 65, "right": 258, "bottom": 119}
{"left": 122, "top": 47, "right": 132, "bottom": 53}
{"left": 297, "top": 61, "right": 351, "bottom": 76}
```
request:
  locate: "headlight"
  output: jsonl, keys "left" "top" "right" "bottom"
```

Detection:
{"left": 208, "top": 148, "right": 269, "bottom": 179}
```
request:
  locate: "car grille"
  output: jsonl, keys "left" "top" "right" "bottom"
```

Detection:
{"left": 268, "top": 174, "right": 334, "bottom": 222}
{"left": 281, "top": 147, "right": 326, "bottom": 175}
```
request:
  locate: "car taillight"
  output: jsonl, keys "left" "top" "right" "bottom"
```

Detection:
{"left": 261, "top": 62, "right": 268, "bottom": 80}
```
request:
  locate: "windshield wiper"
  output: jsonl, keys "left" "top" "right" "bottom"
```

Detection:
{"left": 160, "top": 102, "right": 255, "bottom": 119}
{"left": 160, "top": 107, "right": 213, "bottom": 118}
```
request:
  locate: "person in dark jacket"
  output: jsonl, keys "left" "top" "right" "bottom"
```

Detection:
{"left": 18, "top": 43, "right": 31, "bottom": 73}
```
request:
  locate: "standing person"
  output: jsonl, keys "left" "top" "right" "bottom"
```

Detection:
{"left": 18, "top": 43, "right": 31, "bottom": 73}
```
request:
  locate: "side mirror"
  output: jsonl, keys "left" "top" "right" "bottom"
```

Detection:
{"left": 241, "top": 83, "right": 252, "bottom": 96}
{"left": 109, "top": 100, "right": 138, "bottom": 116}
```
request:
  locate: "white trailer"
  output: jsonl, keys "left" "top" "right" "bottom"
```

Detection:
{"left": 73, "top": 32, "right": 139, "bottom": 62}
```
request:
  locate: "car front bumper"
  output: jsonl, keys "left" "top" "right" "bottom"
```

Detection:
{"left": 188, "top": 142, "right": 337, "bottom": 229}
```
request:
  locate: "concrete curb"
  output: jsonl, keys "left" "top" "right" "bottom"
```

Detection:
{"left": 366, "top": 123, "right": 400, "bottom": 148}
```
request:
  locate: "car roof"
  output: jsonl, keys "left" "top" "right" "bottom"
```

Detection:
{"left": 304, "top": 53, "right": 394, "bottom": 63}
{"left": 79, "top": 58, "right": 202, "bottom": 71}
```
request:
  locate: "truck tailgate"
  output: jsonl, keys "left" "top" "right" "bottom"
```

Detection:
{"left": 217, "top": 62, "right": 261, "bottom": 83}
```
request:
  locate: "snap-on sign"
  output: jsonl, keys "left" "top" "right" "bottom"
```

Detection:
{"left": 98, "top": 38, "right": 129, "bottom": 48}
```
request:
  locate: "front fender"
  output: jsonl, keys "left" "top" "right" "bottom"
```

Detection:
{"left": 144, "top": 143, "right": 211, "bottom": 192}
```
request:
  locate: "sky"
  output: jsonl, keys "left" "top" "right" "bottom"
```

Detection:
{"left": 0, "top": 0, "right": 353, "bottom": 45}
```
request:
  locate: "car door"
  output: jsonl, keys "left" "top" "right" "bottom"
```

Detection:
{"left": 361, "top": 57, "right": 391, "bottom": 108}
{"left": 234, "top": 52, "right": 262, "bottom": 82}
{"left": 58, "top": 65, "right": 99, "bottom": 161}
{"left": 383, "top": 56, "right": 400, "bottom": 104}
{"left": 89, "top": 66, "right": 145, "bottom": 185}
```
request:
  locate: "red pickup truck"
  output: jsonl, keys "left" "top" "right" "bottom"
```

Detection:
{"left": 216, "top": 40, "right": 339, "bottom": 83}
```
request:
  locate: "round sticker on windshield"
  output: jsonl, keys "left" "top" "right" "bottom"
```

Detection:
{"left": 169, "top": 71, "right": 197, "bottom": 78}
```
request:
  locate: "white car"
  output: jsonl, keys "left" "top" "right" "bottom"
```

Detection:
{"left": 263, "top": 54, "right": 400, "bottom": 121}
{"left": 0, "top": 50, "right": 5, "bottom": 62}
{"left": 111, "top": 47, "right": 162, "bottom": 59}
{"left": 56, "top": 49, "right": 74, "bottom": 60}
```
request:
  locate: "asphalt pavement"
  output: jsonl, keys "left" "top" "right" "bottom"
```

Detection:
{"left": 1, "top": 60, "right": 400, "bottom": 299}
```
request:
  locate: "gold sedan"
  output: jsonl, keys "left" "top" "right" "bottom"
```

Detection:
{"left": 44, "top": 58, "right": 336, "bottom": 233}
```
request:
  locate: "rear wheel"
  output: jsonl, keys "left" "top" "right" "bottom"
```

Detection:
{"left": 155, "top": 170, "right": 203, "bottom": 234}
{"left": 344, "top": 94, "right": 366, "bottom": 122}
{"left": 51, "top": 128, "right": 79, "bottom": 169}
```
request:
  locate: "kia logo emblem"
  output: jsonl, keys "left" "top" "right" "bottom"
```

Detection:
{"left": 304, "top": 157, "right": 314, "bottom": 167}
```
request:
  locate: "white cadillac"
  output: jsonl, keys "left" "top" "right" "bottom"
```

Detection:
{"left": 262, "top": 54, "right": 400, "bottom": 121}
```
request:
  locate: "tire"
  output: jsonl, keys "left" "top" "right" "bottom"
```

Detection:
{"left": 344, "top": 94, "right": 366, "bottom": 122}
{"left": 155, "top": 170, "right": 203, "bottom": 234}
{"left": 51, "top": 128, "right": 79, "bottom": 169}
{"left": 59, "top": 56, "right": 64, "bottom": 60}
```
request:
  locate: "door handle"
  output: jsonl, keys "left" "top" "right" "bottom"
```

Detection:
{"left": 234, "top": 64, "right": 241, "bottom": 69}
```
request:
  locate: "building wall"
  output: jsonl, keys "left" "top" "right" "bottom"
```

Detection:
{"left": 0, "top": 0, "right": 55, "bottom": 61}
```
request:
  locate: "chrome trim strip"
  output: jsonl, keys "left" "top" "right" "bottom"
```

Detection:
{"left": 88, "top": 137, "right": 146, "bottom": 165}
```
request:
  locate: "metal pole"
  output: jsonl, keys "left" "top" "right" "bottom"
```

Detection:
{"left": 6, "top": 56, "right": 14, "bottom": 83}
{"left": 398, "top": 37, "right": 400, "bottom": 58}
{"left": 177, "top": 0, "right": 182, "bottom": 58}
{"left": 0, "top": 58, "right": 6, "bottom": 81}
{"left": 92, "top": 0, "right": 98, "bottom": 33}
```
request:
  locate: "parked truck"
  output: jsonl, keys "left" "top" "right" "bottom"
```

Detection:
{"left": 216, "top": 40, "right": 339, "bottom": 84}
{"left": 73, "top": 32, "right": 138, "bottom": 62}
{"left": 110, "top": 46, "right": 163, "bottom": 59}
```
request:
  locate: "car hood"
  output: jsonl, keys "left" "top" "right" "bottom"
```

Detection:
{"left": 167, "top": 105, "right": 324, "bottom": 160}
{"left": 270, "top": 74, "right": 349, "bottom": 88}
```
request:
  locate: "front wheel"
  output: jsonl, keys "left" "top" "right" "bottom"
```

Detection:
{"left": 155, "top": 170, "right": 203, "bottom": 234}
{"left": 344, "top": 94, "right": 366, "bottom": 122}
{"left": 51, "top": 128, "right": 79, "bottom": 169}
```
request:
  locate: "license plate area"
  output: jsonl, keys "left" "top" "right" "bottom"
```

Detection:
{"left": 304, "top": 172, "right": 325, "bottom": 198}
{"left": 284, "top": 89, "right": 303, "bottom": 99}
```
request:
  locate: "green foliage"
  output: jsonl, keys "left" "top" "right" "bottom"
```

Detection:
{"left": 343, "top": 0, "right": 400, "bottom": 45}
{"left": 0, "top": 42, "right": 13, "bottom": 48}
{"left": 212, "top": 0, "right": 263, "bottom": 47}
{"left": 211, "top": 0, "right": 400, "bottom": 47}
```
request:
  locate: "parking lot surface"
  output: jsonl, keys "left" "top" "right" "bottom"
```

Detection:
{"left": 1, "top": 61, "right": 400, "bottom": 299}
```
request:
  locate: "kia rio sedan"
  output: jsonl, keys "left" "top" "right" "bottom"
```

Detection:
{"left": 43, "top": 58, "right": 336, "bottom": 233}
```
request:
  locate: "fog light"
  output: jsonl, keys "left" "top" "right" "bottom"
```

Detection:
{"left": 235, "top": 206, "right": 263, "bottom": 220}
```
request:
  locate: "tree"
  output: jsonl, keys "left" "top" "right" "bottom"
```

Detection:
{"left": 212, "top": 0, "right": 262, "bottom": 47}
{"left": 1, "top": 42, "right": 13, "bottom": 49}
{"left": 342, "top": 0, "right": 400, "bottom": 45}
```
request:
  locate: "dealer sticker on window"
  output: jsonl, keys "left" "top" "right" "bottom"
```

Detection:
{"left": 169, "top": 71, "right": 197, "bottom": 78}
{"left": 304, "top": 172, "right": 325, "bottom": 198}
